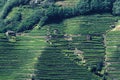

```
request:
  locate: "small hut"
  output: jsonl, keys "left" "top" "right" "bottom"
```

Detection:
{"left": 5, "top": 30, "right": 16, "bottom": 37}
{"left": 110, "top": 25, "right": 115, "bottom": 28}
{"left": 5, "top": 30, "right": 16, "bottom": 42}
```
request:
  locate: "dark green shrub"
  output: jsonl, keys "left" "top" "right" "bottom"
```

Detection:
{"left": 77, "top": 0, "right": 91, "bottom": 14}
{"left": 112, "top": 0, "right": 120, "bottom": 15}
{"left": 17, "top": 10, "right": 43, "bottom": 32}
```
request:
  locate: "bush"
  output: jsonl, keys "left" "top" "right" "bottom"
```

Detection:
{"left": 112, "top": 0, "right": 120, "bottom": 15}
{"left": 77, "top": 1, "right": 91, "bottom": 14}
{"left": 0, "top": 19, "right": 5, "bottom": 32}
{"left": 17, "top": 10, "right": 43, "bottom": 32}
{"left": 0, "top": 0, "right": 118, "bottom": 32}
{"left": 42, "top": 0, "right": 116, "bottom": 26}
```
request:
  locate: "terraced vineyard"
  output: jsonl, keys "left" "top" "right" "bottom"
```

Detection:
{"left": 0, "top": 14, "right": 120, "bottom": 80}
{"left": 106, "top": 31, "right": 120, "bottom": 80}
{"left": 34, "top": 34, "right": 100, "bottom": 80}
{"left": 0, "top": 28, "right": 48, "bottom": 80}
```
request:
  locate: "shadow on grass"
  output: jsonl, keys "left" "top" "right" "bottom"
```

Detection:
{"left": 0, "top": 38, "right": 21, "bottom": 79}
{"left": 105, "top": 44, "right": 120, "bottom": 80}
{"left": 33, "top": 44, "right": 100, "bottom": 80}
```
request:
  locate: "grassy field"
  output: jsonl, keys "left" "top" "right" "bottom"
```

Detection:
{"left": 0, "top": 28, "right": 48, "bottom": 80}
{"left": 106, "top": 30, "right": 120, "bottom": 80}
{"left": 0, "top": 14, "right": 120, "bottom": 80}
{"left": 33, "top": 14, "right": 120, "bottom": 80}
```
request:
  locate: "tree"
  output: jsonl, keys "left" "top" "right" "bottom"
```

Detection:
{"left": 0, "top": 0, "right": 29, "bottom": 19}
{"left": 17, "top": 10, "right": 42, "bottom": 32}
{"left": 112, "top": 0, "right": 120, "bottom": 15}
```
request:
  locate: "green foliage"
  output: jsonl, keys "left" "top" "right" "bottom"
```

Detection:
{"left": 112, "top": 0, "right": 120, "bottom": 15}
{"left": 0, "top": 0, "right": 7, "bottom": 11}
{"left": 39, "top": 16, "right": 48, "bottom": 26}
{"left": 0, "top": 11, "right": 22, "bottom": 32}
{"left": 76, "top": 0, "right": 91, "bottom": 14}
{"left": 0, "top": 0, "right": 29, "bottom": 19}
{"left": 0, "top": 0, "right": 119, "bottom": 32}
{"left": 42, "top": 0, "right": 117, "bottom": 26}
{"left": 17, "top": 10, "right": 43, "bottom": 32}
{"left": 90, "top": 0, "right": 113, "bottom": 12}
{"left": 77, "top": 0, "right": 115, "bottom": 14}
{"left": 7, "top": 12, "right": 22, "bottom": 22}
{"left": 0, "top": 19, "right": 5, "bottom": 32}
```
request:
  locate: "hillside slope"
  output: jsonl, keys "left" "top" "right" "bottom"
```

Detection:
{"left": 0, "top": 0, "right": 120, "bottom": 80}
{"left": 0, "top": 0, "right": 119, "bottom": 32}
{"left": 0, "top": 14, "right": 120, "bottom": 80}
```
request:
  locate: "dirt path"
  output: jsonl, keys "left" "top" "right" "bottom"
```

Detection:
{"left": 16, "top": 33, "right": 46, "bottom": 38}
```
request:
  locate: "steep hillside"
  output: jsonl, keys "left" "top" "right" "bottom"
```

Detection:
{"left": 106, "top": 30, "right": 120, "bottom": 80}
{"left": 0, "top": 14, "right": 120, "bottom": 80}
{"left": 0, "top": 0, "right": 120, "bottom": 80}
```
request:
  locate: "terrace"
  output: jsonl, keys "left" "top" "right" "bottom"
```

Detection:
{"left": 0, "top": 14, "right": 120, "bottom": 80}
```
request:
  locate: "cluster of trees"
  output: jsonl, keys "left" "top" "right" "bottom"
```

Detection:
{"left": 17, "top": 9, "right": 44, "bottom": 32}
{"left": 60, "top": 0, "right": 120, "bottom": 16}
{"left": 0, "top": 0, "right": 7, "bottom": 11}
{"left": 0, "top": 10, "right": 22, "bottom": 32}
{"left": 41, "top": 0, "right": 120, "bottom": 26}
{"left": 1, "top": 0, "right": 120, "bottom": 32}
{"left": 51, "top": 0, "right": 116, "bottom": 15}
{"left": 113, "top": 0, "right": 120, "bottom": 15}
{"left": 40, "top": 0, "right": 114, "bottom": 25}
{"left": 0, "top": 0, "right": 29, "bottom": 19}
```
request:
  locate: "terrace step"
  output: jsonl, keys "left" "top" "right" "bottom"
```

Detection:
{"left": 106, "top": 30, "right": 120, "bottom": 79}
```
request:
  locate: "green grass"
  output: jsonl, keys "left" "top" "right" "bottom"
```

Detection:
{"left": 0, "top": 28, "right": 47, "bottom": 80}
{"left": 106, "top": 30, "right": 120, "bottom": 80}
{"left": 64, "top": 14, "right": 119, "bottom": 34}
{"left": 32, "top": 14, "right": 117, "bottom": 80}
{"left": 0, "top": 14, "right": 120, "bottom": 80}
{"left": 34, "top": 25, "right": 100, "bottom": 80}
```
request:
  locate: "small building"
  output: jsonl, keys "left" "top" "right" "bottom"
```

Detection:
{"left": 110, "top": 25, "right": 115, "bottom": 28}
{"left": 5, "top": 30, "right": 16, "bottom": 42}
{"left": 5, "top": 30, "right": 16, "bottom": 37}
